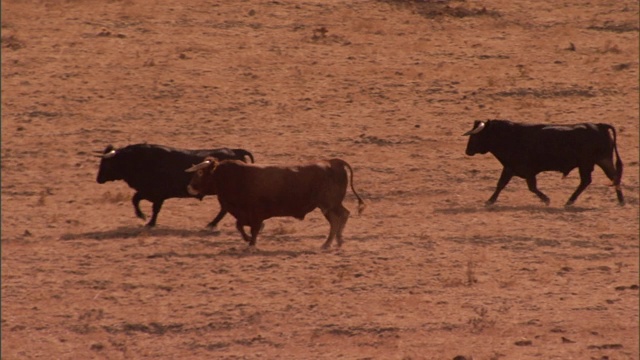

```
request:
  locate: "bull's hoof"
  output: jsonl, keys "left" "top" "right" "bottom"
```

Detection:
{"left": 243, "top": 245, "right": 259, "bottom": 253}
{"left": 484, "top": 200, "right": 496, "bottom": 207}
{"left": 564, "top": 200, "right": 574, "bottom": 207}
{"left": 207, "top": 228, "right": 221, "bottom": 235}
{"left": 321, "top": 240, "right": 334, "bottom": 250}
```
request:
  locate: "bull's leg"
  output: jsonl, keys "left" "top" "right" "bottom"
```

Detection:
{"left": 487, "top": 168, "right": 513, "bottom": 205}
{"left": 334, "top": 205, "right": 351, "bottom": 248}
{"left": 206, "top": 208, "right": 227, "bottom": 229}
{"left": 566, "top": 165, "right": 593, "bottom": 206}
{"left": 320, "top": 208, "right": 339, "bottom": 250}
{"left": 146, "top": 199, "right": 164, "bottom": 227}
{"left": 615, "top": 187, "right": 625, "bottom": 205}
{"left": 525, "top": 176, "right": 550, "bottom": 205}
{"left": 236, "top": 221, "right": 251, "bottom": 243}
{"left": 596, "top": 158, "right": 625, "bottom": 205}
{"left": 132, "top": 192, "right": 146, "bottom": 220}
{"left": 248, "top": 221, "right": 263, "bottom": 247}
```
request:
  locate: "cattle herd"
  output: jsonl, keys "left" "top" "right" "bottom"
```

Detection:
{"left": 96, "top": 119, "right": 625, "bottom": 249}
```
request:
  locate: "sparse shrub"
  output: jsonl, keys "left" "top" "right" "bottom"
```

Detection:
{"left": 467, "top": 306, "right": 495, "bottom": 333}
{"left": 312, "top": 27, "right": 328, "bottom": 40}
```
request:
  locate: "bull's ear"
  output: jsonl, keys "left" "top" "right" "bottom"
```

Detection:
{"left": 210, "top": 158, "right": 220, "bottom": 173}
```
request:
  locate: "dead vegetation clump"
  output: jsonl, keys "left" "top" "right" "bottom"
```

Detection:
{"left": 271, "top": 221, "right": 297, "bottom": 236}
{"left": 467, "top": 306, "right": 496, "bottom": 333}
{"left": 100, "top": 191, "right": 130, "bottom": 204}
{"left": 308, "top": 26, "right": 351, "bottom": 45}
{"left": 587, "top": 21, "right": 639, "bottom": 33}
{"left": 380, "top": 0, "right": 500, "bottom": 19}
{"left": 103, "top": 322, "right": 185, "bottom": 335}
{"left": 1, "top": 35, "right": 25, "bottom": 50}
{"left": 598, "top": 40, "right": 623, "bottom": 54}
{"left": 492, "top": 86, "right": 598, "bottom": 99}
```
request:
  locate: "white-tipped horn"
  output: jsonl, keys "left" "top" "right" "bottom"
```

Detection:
{"left": 102, "top": 149, "right": 116, "bottom": 159}
{"left": 185, "top": 160, "right": 211, "bottom": 173}
{"left": 463, "top": 121, "right": 485, "bottom": 136}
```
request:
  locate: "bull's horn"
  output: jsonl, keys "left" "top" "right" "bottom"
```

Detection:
{"left": 463, "top": 121, "right": 485, "bottom": 136}
{"left": 102, "top": 149, "right": 116, "bottom": 159}
{"left": 185, "top": 160, "right": 211, "bottom": 172}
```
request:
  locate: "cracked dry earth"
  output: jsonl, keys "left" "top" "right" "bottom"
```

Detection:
{"left": 2, "top": 0, "right": 638, "bottom": 359}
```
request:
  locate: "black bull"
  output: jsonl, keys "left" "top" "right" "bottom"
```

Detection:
{"left": 95, "top": 143, "right": 255, "bottom": 227}
{"left": 463, "top": 119, "right": 624, "bottom": 206}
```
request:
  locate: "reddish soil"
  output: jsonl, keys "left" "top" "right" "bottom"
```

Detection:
{"left": 2, "top": 0, "right": 638, "bottom": 359}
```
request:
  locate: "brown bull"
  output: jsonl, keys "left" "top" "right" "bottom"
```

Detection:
{"left": 186, "top": 158, "right": 365, "bottom": 249}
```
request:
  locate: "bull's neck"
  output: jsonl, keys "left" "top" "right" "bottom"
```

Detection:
{"left": 490, "top": 148, "right": 515, "bottom": 168}
{"left": 487, "top": 123, "right": 519, "bottom": 166}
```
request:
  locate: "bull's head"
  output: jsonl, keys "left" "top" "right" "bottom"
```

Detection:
{"left": 95, "top": 145, "right": 121, "bottom": 183}
{"left": 185, "top": 157, "right": 219, "bottom": 196}
{"left": 463, "top": 120, "right": 490, "bottom": 155}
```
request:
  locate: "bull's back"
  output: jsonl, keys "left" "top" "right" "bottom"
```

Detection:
{"left": 514, "top": 123, "right": 610, "bottom": 173}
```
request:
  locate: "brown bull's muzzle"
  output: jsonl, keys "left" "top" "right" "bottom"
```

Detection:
{"left": 187, "top": 184, "right": 200, "bottom": 196}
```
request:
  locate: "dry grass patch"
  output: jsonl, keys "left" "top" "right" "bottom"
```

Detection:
{"left": 100, "top": 190, "right": 130, "bottom": 204}
{"left": 1, "top": 35, "right": 25, "bottom": 50}
{"left": 380, "top": 0, "right": 500, "bottom": 19}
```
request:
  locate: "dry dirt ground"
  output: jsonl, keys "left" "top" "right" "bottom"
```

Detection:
{"left": 2, "top": 0, "right": 639, "bottom": 359}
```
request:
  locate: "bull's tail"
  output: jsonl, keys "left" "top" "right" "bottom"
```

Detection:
{"left": 339, "top": 159, "right": 366, "bottom": 214}
{"left": 235, "top": 149, "right": 255, "bottom": 163}
{"left": 604, "top": 124, "right": 623, "bottom": 186}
